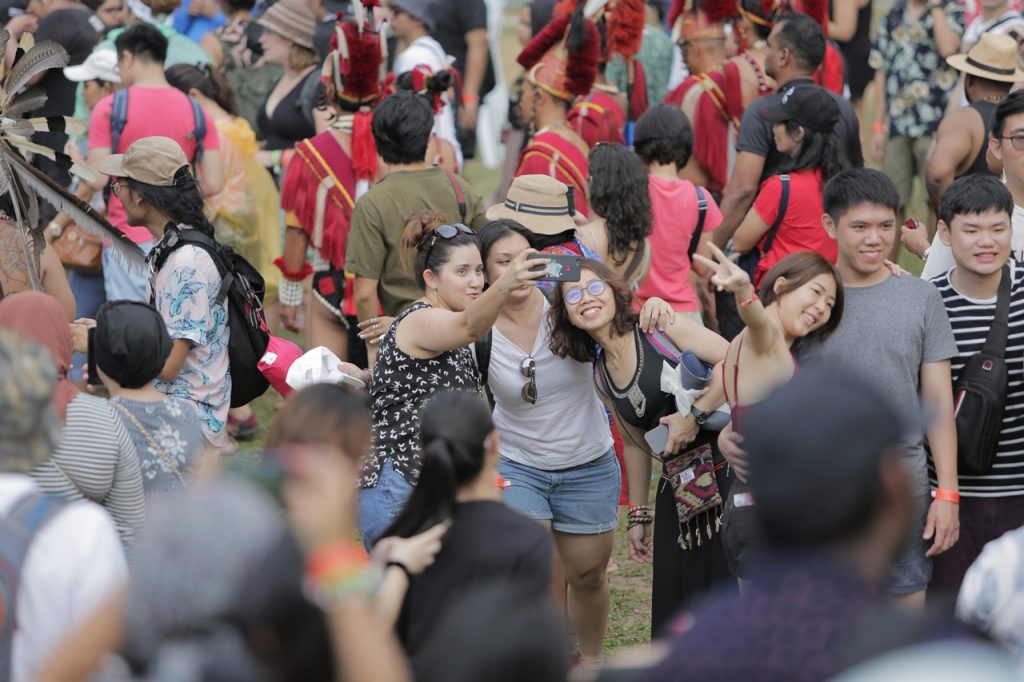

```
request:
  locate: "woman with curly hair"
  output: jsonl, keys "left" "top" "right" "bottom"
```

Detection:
{"left": 547, "top": 259, "right": 730, "bottom": 636}
{"left": 578, "top": 143, "right": 653, "bottom": 289}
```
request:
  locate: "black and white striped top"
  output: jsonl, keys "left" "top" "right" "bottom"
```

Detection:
{"left": 30, "top": 394, "right": 146, "bottom": 545}
{"left": 931, "top": 262, "right": 1024, "bottom": 497}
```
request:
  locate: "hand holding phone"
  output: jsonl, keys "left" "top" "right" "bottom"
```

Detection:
{"left": 644, "top": 425, "right": 669, "bottom": 454}
{"left": 527, "top": 253, "right": 582, "bottom": 282}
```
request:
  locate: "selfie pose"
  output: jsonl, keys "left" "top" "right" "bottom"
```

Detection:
{"left": 548, "top": 259, "right": 729, "bottom": 636}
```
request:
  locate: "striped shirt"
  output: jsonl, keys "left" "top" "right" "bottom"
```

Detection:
{"left": 30, "top": 394, "right": 146, "bottom": 545}
{"left": 930, "top": 261, "right": 1024, "bottom": 497}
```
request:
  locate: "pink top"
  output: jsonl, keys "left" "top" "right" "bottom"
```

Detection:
{"left": 634, "top": 175, "right": 722, "bottom": 312}
{"left": 89, "top": 86, "right": 220, "bottom": 244}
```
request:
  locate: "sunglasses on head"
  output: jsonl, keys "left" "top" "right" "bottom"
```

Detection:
{"left": 424, "top": 223, "right": 474, "bottom": 264}
{"left": 562, "top": 279, "right": 606, "bottom": 306}
{"left": 520, "top": 356, "right": 537, "bottom": 404}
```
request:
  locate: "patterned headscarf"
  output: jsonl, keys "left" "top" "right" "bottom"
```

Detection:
{"left": 0, "top": 330, "right": 61, "bottom": 472}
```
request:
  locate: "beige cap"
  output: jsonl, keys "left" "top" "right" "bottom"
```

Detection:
{"left": 97, "top": 136, "right": 189, "bottom": 186}
{"left": 947, "top": 32, "right": 1024, "bottom": 83}
{"left": 486, "top": 174, "right": 578, "bottom": 236}
{"left": 256, "top": 0, "right": 317, "bottom": 50}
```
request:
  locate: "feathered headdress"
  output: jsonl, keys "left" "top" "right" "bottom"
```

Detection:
{"left": 320, "top": 0, "right": 385, "bottom": 181}
{"left": 668, "top": 0, "right": 734, "bottom": 40}
{"left": 518, "top": 2, "right": 600, "bottom": 101}
{"left": 736, "top": 0, "right": 788, "bottom": 31}
{"left": 0, "top": 31, "right": 144, "bottom": 289}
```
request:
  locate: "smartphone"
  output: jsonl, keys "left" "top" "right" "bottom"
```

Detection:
{"left": 527, "top": 253, "right": 582, "bottom": 282}
{"left": 644, "top": 425, "right": 669, "bottom": 454}
{"left": 85, "top": 327, "right": 103, "bottom": 386}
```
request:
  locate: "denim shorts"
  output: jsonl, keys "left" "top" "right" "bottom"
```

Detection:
{"left": 497, "top": 447, "right": 620, "bottom": 535}
{"left": 885, "top": 494, "right": 932, "bottom": 594}
{"left": 357, "top": 457, "right": 414, "bottom": 550}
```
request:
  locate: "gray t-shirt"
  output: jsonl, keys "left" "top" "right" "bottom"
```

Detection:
{"left": 110, "top": 396, "right": 205, "bottom": 495}
{"left": 799, "top": 275, "right": 957, "bottom": 492}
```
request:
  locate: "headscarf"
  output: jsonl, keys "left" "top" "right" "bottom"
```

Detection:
{"left": 0, "top": 291, "right": 80, "bottom": 422}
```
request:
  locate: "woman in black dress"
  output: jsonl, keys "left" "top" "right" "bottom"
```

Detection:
{"left": 548, "top": 259, "right": 733, "bottom": 637}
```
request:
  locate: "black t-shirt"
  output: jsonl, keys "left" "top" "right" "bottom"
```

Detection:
{"left": 427, "top": 0, "right": 494, "bottom": 97}
{"left": 735, "top": 77, "right": 864, "bottom": 182}
{"left": 396, "top": 500, "right": 551, "bottom": 659}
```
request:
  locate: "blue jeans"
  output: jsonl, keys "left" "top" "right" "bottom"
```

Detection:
{"left": 358, "top": 458, "right": 414, "bottom": 549}
{"left": 68, "top": 270, "right": 106, "bottom": 381}
{"left": 103, "top": 240, "right": 152, "bottom": 302}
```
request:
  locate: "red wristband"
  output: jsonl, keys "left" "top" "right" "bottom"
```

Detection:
{"left": 273, "top": 257, "right": 313, "bottom": 282}
{"left": 738, "top": 291, "right": 760, "bottom": 308}
{"left": 932, "top": 488, "right": 960, "bottom": 504}
{"left": 871, "top": 122, "right": 886, "bottom": 134}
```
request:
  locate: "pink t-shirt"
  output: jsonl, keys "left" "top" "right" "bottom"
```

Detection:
{"left": 635, "top": 175, "right": 722, "bottom": 312}
{"left": 89, "top": 86, "right": 219, "bottom": 244}
{"left": 752, "top": 169, "right": 837, "bottom": 286}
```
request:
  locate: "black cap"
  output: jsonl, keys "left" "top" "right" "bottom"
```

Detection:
{"left": 762, "top": 84, "right": 841, "bottom": 133}
{"left": 94, "top": 301, "right": 173, "bottom": 389}
{"left": 744, "top": 366, "right": 914, "bottom": 546}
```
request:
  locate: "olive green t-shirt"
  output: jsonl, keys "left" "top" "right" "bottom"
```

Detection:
{"left": 345, "top": 167, "right": 487, "bottom": 316}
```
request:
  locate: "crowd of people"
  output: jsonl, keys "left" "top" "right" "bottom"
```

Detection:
{"left": 4, "top": 0, "right": 1024, "bottom": 679}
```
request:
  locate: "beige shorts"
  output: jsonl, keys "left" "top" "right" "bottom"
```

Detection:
{"left": 883, "top": 134, "right": 933, "bottom": 209}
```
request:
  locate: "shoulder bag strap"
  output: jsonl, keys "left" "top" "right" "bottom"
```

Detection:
{"left": 444, "top": 170, "right": 468, "bottom": 223}
{"left": 687, "top": 186, "right": 709, "bottom": 259}
{"left": 110, "top": 401, "right": 188, "bottom": 488}
{"left": 645, "top": 328, "right": 682, "bottom": 361}
{"left": 982, "top": 263, "right": 1013, "bottom": 358}
{"left": 622, "top": 239, "right": 649, "bottom": 283}
{"left": 110, "top": 88, "right": 129, "bottom": 154}
{"left": 188, "top": 96, "right": 206, "bottom": 164}
{"left": 761, "top": 174, "right": 790, "bottom": 255}
{"left": 474, "top": 331, "right": 495, "bottom": 409}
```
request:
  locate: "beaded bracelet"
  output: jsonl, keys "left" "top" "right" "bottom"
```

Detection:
{"left": 627, "top": 504, "right": 653, "bottom": 529}
{"left": 278, "top": 278, "right": 304, "bottom": 307}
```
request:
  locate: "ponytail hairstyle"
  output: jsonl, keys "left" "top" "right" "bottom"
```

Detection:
{"left": 165, "top": 63, "right": 239, "bottom": 117}
{"left": 399, "top": 210, "right": 478, "bottom": 288}
{"left": 394, "top": 66, "right": 456, "bottom": 114}
{"left": 381, "top": 392, "right": 495, "bottom": 539}
{"left": 125, "top": 165, "right": 216, "bottom": 238}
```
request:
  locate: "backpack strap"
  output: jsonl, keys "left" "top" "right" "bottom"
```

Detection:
{"left": 0, "top": 492, "right": 65, "bottom": 673}
{"left": 687, "top": 185, "right": 709, "bottom": 259}
{"left": 443, "top": 170, "right": 468, "bottom": 223}
{"left": 188, "top": 96, "right": 206, "bottom": 164}
{"left": 150, "top": 225, "right": 232, "bottom": 303}
{"left": 761, "top": 174, "right": 790, "bottom": 255}
{"left": 110, "top": 88, "right": 129, "bottom": 154}
{"left": 474, "top": 330, "right": 495, "bottom": 410}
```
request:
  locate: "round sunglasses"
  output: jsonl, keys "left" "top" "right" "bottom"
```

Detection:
{"left": 562, "top": 279, "right": 607, "bottom": 306}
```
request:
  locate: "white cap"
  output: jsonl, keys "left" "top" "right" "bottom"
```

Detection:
{"left": 63, "top": 49, "right": 121, "bottom": 84}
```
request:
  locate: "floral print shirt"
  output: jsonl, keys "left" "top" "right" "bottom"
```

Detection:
{"left": 870, "top": 0, "right": 965, "bottom": 138}
{"left": 151, "top": 234, "right": 231, "bottom": 447}
{"left": 360, "top": 301, "right": 481, "bottom": 488}
{"left": 111, "top": 396, "right": 206, "bottom": 494}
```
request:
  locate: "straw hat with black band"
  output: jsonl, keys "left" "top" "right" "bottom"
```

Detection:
{"left": 947, "top": 32, "right": 1024, "bottom": 83}
{"left": 486, "top": 175, "right": 579, "bottom": 238}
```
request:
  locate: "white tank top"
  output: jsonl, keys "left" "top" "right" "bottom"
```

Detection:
{"left": 489, "top": 299, "right": 613, "bottom": 470}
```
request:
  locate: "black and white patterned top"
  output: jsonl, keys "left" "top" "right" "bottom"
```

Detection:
{"left": 360, "top": 301, "right": 481, "bottom": 488}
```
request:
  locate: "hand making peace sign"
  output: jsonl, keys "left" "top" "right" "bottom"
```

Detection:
{"left": 693, "top": 243, "right": 755, "bottom": 298}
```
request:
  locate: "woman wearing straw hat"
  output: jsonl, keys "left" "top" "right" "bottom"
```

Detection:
{"left": 254, "top": 0, "right": 318, "bottom": 168}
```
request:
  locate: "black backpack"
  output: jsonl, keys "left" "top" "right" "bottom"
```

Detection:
{"left": 952, "top": 263, "right": 1011, "bottom": 475}
{"left": 150, "top": 225, "right": 270, "bottom": 407}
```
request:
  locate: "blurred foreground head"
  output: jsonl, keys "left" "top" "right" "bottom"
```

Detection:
{"left": 744, "top": 367, "right": 916, "bottom": 558}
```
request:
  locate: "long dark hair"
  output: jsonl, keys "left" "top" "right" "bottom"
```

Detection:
{"left": 478, "top": 219, "right": 536, "bottom": 282}
{"left": 775, "top": 123, "right": 847, "bottom": 183}
{"left": 126, "top": 166, "right": 215, "bottom": 238}
{"left": 588, "top": 144, "right": 652, "bottom": 266}
{"left": 165, "top": 63, "right": 239, "bottom": 117}
{"left": 548, "top": 258, "right": 638, "bottom": 363}
{"left": 381, "top": 392, "right": 494, "bottom": 539}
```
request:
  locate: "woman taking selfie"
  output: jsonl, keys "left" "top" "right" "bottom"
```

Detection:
{"left": 696, "top": 246, "right": 843, "bottom": 580}
{"left": 378, "top": 391, "right": 551, "bottom": 665}
{"left": 548, "top": 260, "right": 729, "bottom": 636}
{"left": 357, "top": 215, "right": 547, "bottom": 548}
{"left": 478, "top": 219, "right": 671, "bottom": 663}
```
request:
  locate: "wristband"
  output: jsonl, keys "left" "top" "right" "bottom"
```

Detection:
{"left": 871, "top": 123, "right": 886, "bottom": 134}
{"left": 273, "top": 256, "right": 313, "bottom": 282}
{"left": 738, "top": 291, "right": 760, "bottom": 308}
{"left": 932, "top": 488, "right": 960, "bottom": 504}
{"left": 463, "top": 92, "right": 480, "bottom": 104}
{"left": 386, "top": 560, "right": 412, "bottom": 579}
{"left": 279, "top": 278, "right": 304, "bottom": 307}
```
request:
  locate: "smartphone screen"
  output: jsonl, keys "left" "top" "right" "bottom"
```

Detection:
{"left": 527, "top": 253, "right": 582, "bottom": 282}
{"left": 86, "top": 327, "right": 103, "bottom": 386}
